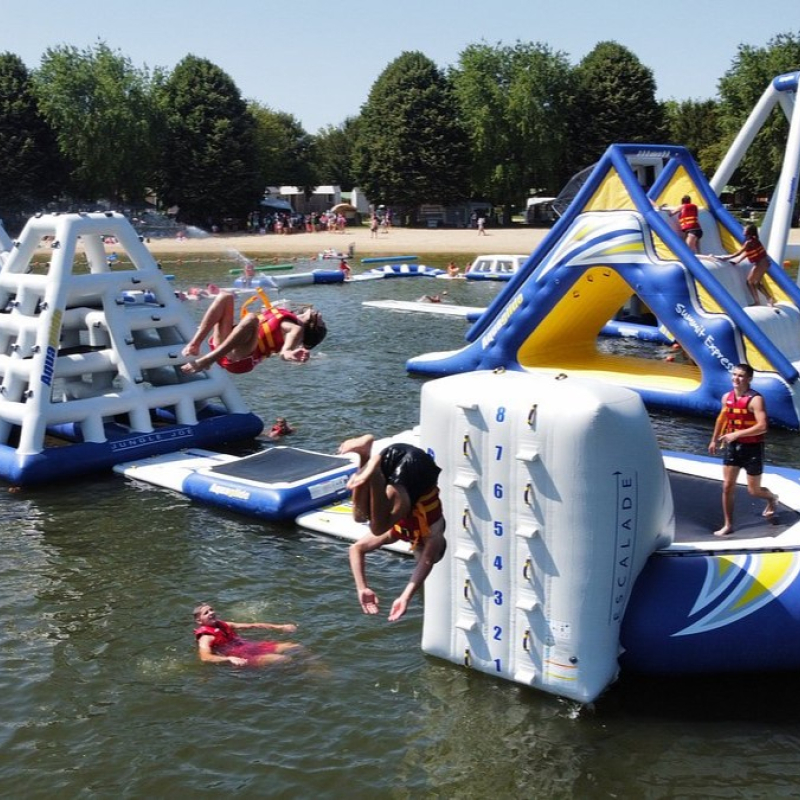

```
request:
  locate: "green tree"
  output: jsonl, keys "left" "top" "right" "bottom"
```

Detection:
{"left": 569, "top": 41, "right": 667, "bottom": 168}
{"left": 664, "top": 98, "right": 722, "bottom": 176}
{"left": 353, "top": 51, "right": 470, "bottom": 219}
{"left": 33, "top": 41, "right": 157, "bottom": 204}
{"left": 314, "top": 117, "right": 360, "bottom": 189}
{"left": 452, "top": 41, "right": 574, "bottom": 220}
{"left": 0, "top": 52, "right": 65, "bottom": 216}
{"left": 156, "top": 56, "right": 260, "bottom": 228}
{"left": 717, "top": 32, "right": 800, "bottom": 195}
{"left": 249, "top": 102, "right": 317, "bottom": 192}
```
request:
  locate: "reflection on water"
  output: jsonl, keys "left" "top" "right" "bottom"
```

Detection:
{"left": 1, "top": 258, "right": 800, "bottom": 796}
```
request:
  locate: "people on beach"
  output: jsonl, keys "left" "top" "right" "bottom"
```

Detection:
{"left": 268, "top": 417, "right": 295, "bottom": 438}
{"left": 716, "top": 224, "right": 776, "bottom": 307}
{"left": 181, "top": 292, "right": 326, "bottom": 374}
{"left": 477, "top": 216, "right": 487, "bottom": 235}
{"left": 708, "top": 363, "right": 778, "bottom": 536}
{"left": 193, "top": 603, "right": 302, "bottom": 666}
{"left": 338, "top": 434, "right": 446, "bottom": 622}
{"left": 660, "top": 195, "right": 703, "bottom": 253}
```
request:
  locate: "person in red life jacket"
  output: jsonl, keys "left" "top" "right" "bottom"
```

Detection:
{"left": 181, "top": 292, "right": 326, "bottom": 374}
{"left": 338, "top": 258, "right": 351, "bottom": 280}
{"left": 193, "top": 603, "right": 302, "bottom": 667}
{"left": 708, "top": 363, "right": 778, "bottom": 537}
{"left": 717, "top": 224, "right": 776, "bottom": 307}
{"left": 267, "top": 417, "right": 294, "bottom": 438}
{"left": 337, "top": 434, "right": 446, "bottom": 622}
{"left": 661, "top": 194, "right": 703, "bottom": 253}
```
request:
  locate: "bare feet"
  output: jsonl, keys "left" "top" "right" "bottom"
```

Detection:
{"left": 338, "top": 434, "right": 374, "bottom": 461}
{"left": 763, "top": 495, "right": 778, "bottom": 518}
{"left": 713, "top": 525, "right": 733, "bottom": 537}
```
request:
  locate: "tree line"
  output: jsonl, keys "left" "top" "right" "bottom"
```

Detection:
{"left": 0, "top": 33, "right": 798, "bottom": 231}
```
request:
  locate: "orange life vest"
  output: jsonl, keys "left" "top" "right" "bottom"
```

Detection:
{"left": 392, "top": 486, "right": 443, "bottom": 550}
{"left": 679, "top": 203, "right": 700, "bottom": 232}
{"left": 744, "top": 238, "right": 767, "bottom": 264}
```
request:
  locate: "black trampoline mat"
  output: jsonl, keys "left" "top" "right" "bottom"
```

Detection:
{"left": 669, "top": 470, "right": 798, "bottom": 543}
{"left": 208, "top": 448, "right": 351, "bottom": 484}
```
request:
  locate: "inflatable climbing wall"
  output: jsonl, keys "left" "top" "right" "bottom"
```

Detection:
{"left": 420, "top": 370, "right": 674, "bottom": 703}
{"left": 0, "top": 212, "right": 262, "bottom": 485}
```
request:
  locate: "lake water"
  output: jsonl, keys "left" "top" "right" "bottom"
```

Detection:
{"left": 2, "top": 255, "right": 800, "bottom": 798}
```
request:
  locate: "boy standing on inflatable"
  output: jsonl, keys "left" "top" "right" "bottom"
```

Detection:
{"left": 708, "top": 363, "right": 778, "bottom": 536}
{"left": 181, "top": 292, "right": 326, "bottom": 374}
{"left": 338, "top": 434, "right": 446, "bottom": 622}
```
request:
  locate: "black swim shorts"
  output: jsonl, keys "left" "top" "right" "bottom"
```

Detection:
{"left": 722, "top": 441, "right": 764, "bottom": 476}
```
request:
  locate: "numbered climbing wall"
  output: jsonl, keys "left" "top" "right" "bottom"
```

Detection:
{"left": 420, "top": 370, "right": 674, "bottom": 703}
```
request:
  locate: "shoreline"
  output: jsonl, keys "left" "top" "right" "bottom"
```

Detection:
{"left": 140, "top": 224, "right": 800, "bottom": 262}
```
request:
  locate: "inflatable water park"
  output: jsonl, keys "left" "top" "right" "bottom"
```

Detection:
{"left": 0, "top": 211, "right": 262, "bottom": 485}
{"left": 407, "top": 139, "right": 800, "bottom": 429}
{"left": 2, "top": 71, "right": 800, "bottom": 704}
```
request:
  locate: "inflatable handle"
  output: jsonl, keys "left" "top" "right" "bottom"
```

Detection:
{"left": 523, "top": 629, "right": 531, "bottom": 652}
{"left": 523, "top": 558, "right": 532, "bottom": 581}
{"left": 464, "top": 648, "right": 472, "bottom": 667}
{"left": 524, "top": 482, "right": 533, "bottom": 506}
{"left": 464, "top": 578, "right": 471, "bottom": 600}
{"left": 462, "top": 507, "right": 470, "bottom": 529}
{"left": 462, "top": 434, "right": 470, "bottom": 457}
{"left": 527, "top": 404, "right": 538, "bottom": 427}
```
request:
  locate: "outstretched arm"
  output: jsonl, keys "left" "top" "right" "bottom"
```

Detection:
{"left": 349, "top": 531, "right": 396, "bottom": 615}
{"left": 196, "top": 634, "right": 246, "bottom": 666}
{"left": 388, "top": 527, "right": 446, "bottom": 622}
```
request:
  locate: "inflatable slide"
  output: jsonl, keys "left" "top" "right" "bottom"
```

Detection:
{"left": 408, "top": 144, "right": 800, "bottom": 429}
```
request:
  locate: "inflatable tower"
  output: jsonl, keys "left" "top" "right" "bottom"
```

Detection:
{"left": 0, "top": 212, "right": 262, "bottom": 485}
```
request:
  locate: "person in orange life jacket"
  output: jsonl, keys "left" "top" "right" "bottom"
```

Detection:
{"left": 660, "top": 194, "right": 703, "bottom": 253}
{"left": 337, "top": 434, "right": 446, "bottom": 622}
{"left": 181, "top": 292, "right": 326, "bottom": 374}
{"left": 338, "top": 258, "right": 351, "bottom": 279}
{"left": 716, "top": 224, "right": 776, "bottom": 307}
{"left": 193, "top": 603, "right": 302, "bottom": 666}
{"left": 708, "top": 363, "right": 778, "bottom": 537}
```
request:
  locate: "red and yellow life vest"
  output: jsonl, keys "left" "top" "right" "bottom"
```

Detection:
{"left": 724, "top": 390, "right": 763, "bottom": 444}
{"left": 392, "top": 486, "right": 443, "bottom": 550}
{"left": 744, "top": 238, "right": 767, "bottom": 264}
{"left": 679, "top": 203, "right": 700, "bottom": 232}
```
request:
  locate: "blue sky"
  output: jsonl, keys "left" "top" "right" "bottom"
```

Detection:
{"left": 1, "top": 0, "right": 797, "bottom": 133}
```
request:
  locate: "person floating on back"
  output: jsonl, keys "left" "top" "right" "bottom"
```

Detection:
{"left": 181, "top": 291, "right": 326, "bottom": 374}
{"left": 193, "top": 603, "right": 302, "bottom": 667}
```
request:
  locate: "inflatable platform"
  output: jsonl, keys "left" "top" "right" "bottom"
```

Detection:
{"left": 114, "top": 446, "right": 357, "bottom": 520}
{"left": 407, "top": 144, "right": 800, "bottom": 429}
{"left": 0, "top": 212, "right": 262, "bottom": 485}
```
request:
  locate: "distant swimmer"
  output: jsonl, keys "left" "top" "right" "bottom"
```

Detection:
{"left": 267, "top": 417, "right": 295, "bottom": 438}
{"left": 338, "top": 434, "right": 446, "bottom": 622}
{"left": 193, "top": 603, "right": 302, "bottom": 666}
{"left": 181, "top": 291, "right": 326, "bottom": 374}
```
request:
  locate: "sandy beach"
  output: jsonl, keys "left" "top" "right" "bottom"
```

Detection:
{"left": 144, "top": 225, "right": 552, "bottom": 260}
{"left": 144, "top": 223, "right": 800, "bottom": 262}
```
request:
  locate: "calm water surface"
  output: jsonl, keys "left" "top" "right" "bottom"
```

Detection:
{"left": 2, "top": 256, "right": 800, "bottom": 798}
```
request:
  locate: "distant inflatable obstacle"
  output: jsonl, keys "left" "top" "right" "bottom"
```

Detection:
{"left": 0, "top": 212, "right": 262, "bottom": 485}
{"left": 407, "top": 143, "right": 800, "bottom": 429}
